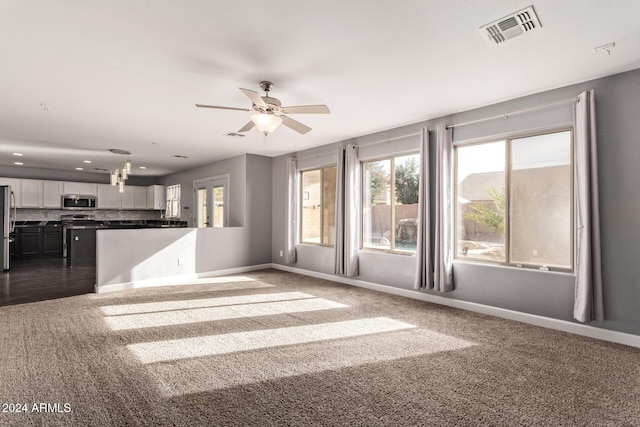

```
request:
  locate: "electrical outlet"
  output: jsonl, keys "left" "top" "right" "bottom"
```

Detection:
{"left": 279, "top": 250, "right": 283, "bottom": 257}
{"left": 178, "top": 257, "right": 184, "bottom": 266}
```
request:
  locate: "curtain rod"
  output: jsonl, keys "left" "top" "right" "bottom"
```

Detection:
{"left": 446, "top": 98, "right": 575, "bottom": 129}
{"left": 294, "top": 130, "right": 427, "bottom": 161}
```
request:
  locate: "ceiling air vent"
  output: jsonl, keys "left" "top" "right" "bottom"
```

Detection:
{"left": 480, "top": 5, "right": 541, "bottom": 45}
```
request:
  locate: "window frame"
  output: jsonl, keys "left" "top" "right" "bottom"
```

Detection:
{"left": 360, "top": 151, "right": 420, "bottom": 255}
{"left": 299, "top": 164, "right": 337, "bottom": 247}
{"left": 166, "top": 184, "right": 181, "bottom": 219}
{"left": 454, "top": 127, "right": 574, "bottom": 272}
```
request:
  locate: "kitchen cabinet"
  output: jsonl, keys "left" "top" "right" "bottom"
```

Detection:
{"left": 97, "top": 184, "right": 150, "bottom": 209}
{"left": 0, "top": 177, "right": 22, "bottom": 208}
{"left": 146, "top": 185, "right": 166, "bottom": 210}
{"left": 18, "top": 227, "right": 41, "bottom": 256}
{"left": 43, "top": 181, "right": 64, "bottom": 208}
{"left": 15, "top": 226, "right": 62, "bottom": 258}
{"left": 120, "top": 186, "right": 135, "bottom": 209}
{"left": 42, "top": 226, "right": 63, "bottom": 255}
{"left": 20, "top": 179, "right": 43, "bottom": 208}
{"left": 63, "top": 182, "right": 97, "bottom": 195}
{"left": 96, "top": 184, "right": 120, "bottom": 209}
{"left": 133, "top": 186, "right": 147, "bottom": 209}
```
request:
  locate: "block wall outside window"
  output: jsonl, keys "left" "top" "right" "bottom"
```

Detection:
{"left": 455, "top": 129, "right": 573, "bottom": 270}
{"left": 300, "top": 166, "right": 337, "bottom": 246}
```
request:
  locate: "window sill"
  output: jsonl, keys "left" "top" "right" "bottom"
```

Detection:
{"left": 298, "top": 243, "right": 335, "bottom": 249}
{"left": 360, "top": 248, "right": 415, "bottom": 257}
{"left": 453, "top": 258, "right": 574, "bottom": 277}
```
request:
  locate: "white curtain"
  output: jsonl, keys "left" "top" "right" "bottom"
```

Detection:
{"left": 334, "top": 148, "right": 346, "bottom": 275}
{"left": 433, "top": 123, "right": 454, "bottom": 292}
{"left": 573, "top": 89, "right": 603, "bottom": 322}
{"left": 414, "top": 128, "right": 431, "bottom": 289}
{"left": 285, "top": 157, "right": 297, "bottom": 264}
{"left": 344, "top": 144, "right": 360, "bottom": 277}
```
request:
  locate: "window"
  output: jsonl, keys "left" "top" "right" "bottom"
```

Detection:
{"left": 362, "top": 153, "right": 420, "bottom": 254}
{"left": 300, "top": 166, "right": 337, "bottom": 246}
{"left": 455, "top": 129, "right": 573, "bottom": 270}
{"left": 166, "top": 184, "right": 181, "bottom": 219}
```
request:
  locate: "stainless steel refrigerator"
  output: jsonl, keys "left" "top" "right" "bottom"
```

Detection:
{"left": 1, "top": 185, "right": 15, "bottom": 270}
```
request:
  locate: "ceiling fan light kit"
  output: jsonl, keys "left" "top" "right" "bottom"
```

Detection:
{"left": 196, "top": 80, "right": 330, "bottom": 136}
{"left": 251, "top": 113, "right": 283, "bottom": 135}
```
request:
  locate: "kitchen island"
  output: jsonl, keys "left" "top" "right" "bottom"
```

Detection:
{"left": 66, "top": 220, "right": 187, "bottom": 267}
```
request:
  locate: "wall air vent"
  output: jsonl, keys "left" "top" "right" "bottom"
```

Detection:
{"left": 480, "top": 5, "right": 541, "bottom": 45}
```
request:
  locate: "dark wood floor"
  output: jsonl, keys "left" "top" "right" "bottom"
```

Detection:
{"left": 0, "top": 257, "right": 95, "bottom": 307}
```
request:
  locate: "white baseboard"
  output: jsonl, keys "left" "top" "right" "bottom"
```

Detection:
{"left": 94, "top": 264, "right": 272, "bottom": 294}
{"left": 271, "top": 263, "right": 640, "bottom": 349}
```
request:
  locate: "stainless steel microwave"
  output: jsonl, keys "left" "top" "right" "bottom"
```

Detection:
{"left": 61, "top": 195, "right": 97, "bottom": 210}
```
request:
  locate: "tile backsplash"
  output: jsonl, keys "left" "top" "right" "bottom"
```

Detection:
{"left": 17, "top": 209, "right": 162, "bottom": 221}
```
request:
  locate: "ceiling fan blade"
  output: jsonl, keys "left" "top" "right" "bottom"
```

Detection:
{"left": 195, "top": 104, "right": 251, "bottom": 112}
{"left": 282, "top": 105, "right": 330, "bottom": 114}
{"left": 239, "top": 88, "right": 267, "bottom": 108}
{"left": 238, "top": 121, "right": 255, "bottom": 133}
{"left": 281, "top": 115, "right": 312, "bottom": 134}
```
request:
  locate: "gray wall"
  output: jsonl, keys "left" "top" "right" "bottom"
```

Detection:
{"left": 160, "top": 152, "right": 272, "bottom": 264}
{"left": 160, "top": 154, "right": 247, "bottom": 227}
{"left": 272, "top": 68, "right": 640, "bottom": 337}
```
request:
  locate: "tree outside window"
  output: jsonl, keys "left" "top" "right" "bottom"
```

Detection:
{"left": 362, "top": 153, "right": 420, "bottom": 254}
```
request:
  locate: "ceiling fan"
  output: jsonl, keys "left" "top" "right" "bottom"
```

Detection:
{"left": 196, "top": 81, "right": 330, "bottom": 135}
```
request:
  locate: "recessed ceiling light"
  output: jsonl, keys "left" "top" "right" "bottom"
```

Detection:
{"left": 12, "top": 153, "right": 23, "bottom": 156}
{"left": 75, "top": 167, "right": 83, "bottom": 171}
{"left": 139, "top": 166, "right": 147, "bottom": 169}
{"left": 14, "top": 162, "right": 24, "bottom": 165}
{"left": 83, "top": 160, "right": 92, "bottom": 164}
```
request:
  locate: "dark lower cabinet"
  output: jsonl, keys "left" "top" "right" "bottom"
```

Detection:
{"left": 18, "top": 228, "right": 41, "bottom": 256}
{"left": 15, "top": 226, "right": 63, "bottom": 258}
{"left": 43, "top": 227, "right": 63, "bottom": 255}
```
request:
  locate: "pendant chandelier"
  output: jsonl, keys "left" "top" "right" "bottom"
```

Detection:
{"left": 109, "top": 149, "right": 132, "bottom": 193}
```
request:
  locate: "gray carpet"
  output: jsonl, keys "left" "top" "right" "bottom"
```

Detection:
{"left": 1, "top": 269, "right": 639, "bottom": 426}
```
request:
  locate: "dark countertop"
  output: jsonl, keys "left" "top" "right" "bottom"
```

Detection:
{"left": 14, "top": 221, "right": 62, "bottom": 228}
{"left": 15, "top": 220, "right": 187, "bottom": 229}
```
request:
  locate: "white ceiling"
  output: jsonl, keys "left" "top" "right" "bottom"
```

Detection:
{"left": 1, "top": 0, "right": 640, "bottom": 178}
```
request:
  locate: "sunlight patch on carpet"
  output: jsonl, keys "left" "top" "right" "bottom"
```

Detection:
{"left": 89, "top": 279, "right": 273, "bottom": 301}
{"left": 101, "top": 292, "right": 316, "bottom": 315}
{"left": 143, "top": 327, "right": 476, "bottom": 397}
{"left": 104, "top": 298, "right": 348, "bottom": 331}
{"left": 190, "top": 276, "right": 257, "bottom": 284}
{"left": 128, "top": 317, "right": 416, "bottom": 364}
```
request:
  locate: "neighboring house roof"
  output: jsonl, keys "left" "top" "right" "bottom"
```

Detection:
{"left": 460, "top": 172, "right": 504, "bottom": 202}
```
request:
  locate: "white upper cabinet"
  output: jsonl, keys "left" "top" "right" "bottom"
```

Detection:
{"left": 63, "top": 182, "right": 97, "bottom": 195}
{"left": 146, "top": 185, "right": 166, "bottom": 210}
{"left": 96, "top": 184, "right": 120, "bottom": 209}
{"left": 133, "top": 186, "right": 147, "bottom": 209}
{"left": 20, "top": 179, "right": 43, "bottom": 208}
{"left": 42, "top": 181, "right": 64, "bottom": 208}
{"left": 120, "top": 185, "right": 135, "bottom": 209}
{"left": 2, "top": 177, "right": 162, "bottom": 210}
